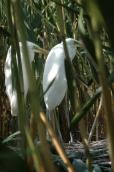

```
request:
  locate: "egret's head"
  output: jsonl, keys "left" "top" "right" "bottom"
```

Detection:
{"left": 62, "top": 38, "right": 81, "bottom": 60}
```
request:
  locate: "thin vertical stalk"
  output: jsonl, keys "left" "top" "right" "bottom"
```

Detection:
{"left": 95, "top": 38, "right": 114, "bottom": 170}
{"left": 56, "top": 0, "right": 65, "bottom": 37}
{"left": 6, "top": 0, "right": 26, "bottom": 148}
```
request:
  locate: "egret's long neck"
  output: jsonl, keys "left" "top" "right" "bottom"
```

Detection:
{"left": 67, "top": 44, "right": 76, "bottom": 61}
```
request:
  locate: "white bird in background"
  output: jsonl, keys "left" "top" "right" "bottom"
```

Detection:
{"left": 43, "top": 38, "right": 77, "bottom": 110}
{"left": 4, "top": 41, "right": 41, "bottom": 116}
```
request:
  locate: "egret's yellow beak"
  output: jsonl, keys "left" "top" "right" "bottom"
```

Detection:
{"left": 33, "top": 45, "right": 48, "bottom": 55}
{"left": 74, "top": 40, "right": 83, "bottom": 47}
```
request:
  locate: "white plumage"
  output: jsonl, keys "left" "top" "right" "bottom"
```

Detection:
{"left": 4, "top": 41, "right": 39, "bottom": 116}
{"left": 43, "top": 38, "right": 77, "bottom": 110}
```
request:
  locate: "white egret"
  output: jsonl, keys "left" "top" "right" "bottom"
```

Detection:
{"left": 43, "top": 38, "right": 77, "bottom": 110}
{"left": 4, "top": 41, "right": 44, "bottom": 116}
{"left": 43, "top": 38, "right": 78, "bottom": 142}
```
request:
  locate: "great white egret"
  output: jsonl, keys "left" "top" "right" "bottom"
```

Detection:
{"left": 43, "top": 38, "right": 78, "bottom": 142}
{"left": 4, "top": 41, "right": 46, "bottom": 116}
{"left": 43, "top": 38, "right": 77, "bottom": 110}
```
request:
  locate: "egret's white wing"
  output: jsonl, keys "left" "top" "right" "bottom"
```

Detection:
{"left": 10, "top": 90, "right": 18, "bottom": 116}
{"left": 4, "top": 47, "right": 18, "bottom": 116}
{"left": 4, "top": 46, "right": 13, "bottom": 100}
{"left": 44, "top": 64, "right": 67, "bottom": 110}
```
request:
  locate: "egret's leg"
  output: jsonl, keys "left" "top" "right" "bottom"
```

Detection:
{"left": 46, "top": 109, "right": 63, "bottom": 142}
{"left": 45, "top": 109, "right": 51, "bottom": 140}
{"left": 65, "top": 93, "right": 74, "bottom": 143}
{"left": 46, "top": 109, "right": 57, "bottom": 140}
{"left": 54, "top": 111, "right": 63, "bottom": 142}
